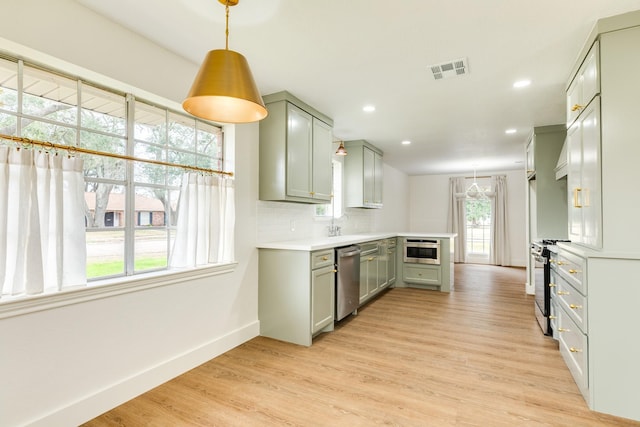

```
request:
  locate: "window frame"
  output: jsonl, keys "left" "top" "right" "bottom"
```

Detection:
{"left": 0, "top": 52, "right": 236, "bottom": 316}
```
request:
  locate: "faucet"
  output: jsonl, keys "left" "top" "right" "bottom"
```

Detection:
{"left": 327, "top": 220, "right": 341, "bottom": 237}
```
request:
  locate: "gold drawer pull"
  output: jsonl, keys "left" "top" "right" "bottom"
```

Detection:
{"left": 569, "top": 304, "right": 583, "bottom": 310}
{"left": 571, "top": 104, "right": 584, "bottom": 112}
{"left": 558, "top": 328, "right": 570, "bottom": 333}
{"left": 556, "top": 261, "right": 566, "bottom": 266}
{"left": 549, "top": 259, "right": 556, "bottom": 264}
{"left": 569, "top": 347, "right": 583, "bottom": 353}
{"left": 368, "top": 257, "right": 374, "bottom": 261}
{"left": 557, "top": 291, "right": 570, "bottom": 296}
{"left": 568, "top": 269, "right": 579, "bottom": 274}
{"left": 549, "top": 315, "right": 557, "bottom": 320}
{"left": 549, "top": 283, "right": 556, "bottom": 288}
{"left": 332, "top": 269, "right": 337, "bottom": 273}
{"left": 321, "top": 256, "right": 328, "bottom": 261}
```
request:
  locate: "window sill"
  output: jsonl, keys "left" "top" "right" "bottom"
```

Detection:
{"left": 0, "top": 262, "right": 237, "bottom": 320}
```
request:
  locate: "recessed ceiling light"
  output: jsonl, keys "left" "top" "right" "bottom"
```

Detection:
{"left": 513, "top": 79, "right": 531, "bottom": 88}
{"left": 401, "top": 140, "right": 411, "bottom": 145}
{"left": 363, "top": 105, "right": 376, "bottom": 113}
{"left": 505, "top": 129, "right": 517, "bottom": 134}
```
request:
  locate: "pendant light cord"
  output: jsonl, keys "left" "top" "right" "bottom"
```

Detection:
{"left": 225, "top": 2, "right": 230, "bottom": 50}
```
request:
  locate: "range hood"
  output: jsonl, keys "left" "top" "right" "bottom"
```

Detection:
{"left": 554, "top": 138, "right": 567, "bottom": 179}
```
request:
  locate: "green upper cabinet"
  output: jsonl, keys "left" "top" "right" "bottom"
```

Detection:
{"left": 344, "top": 140, "right": 383, "bottom": 208}
{"left": 259, "top": 91, "right": 333, "bottom": 204}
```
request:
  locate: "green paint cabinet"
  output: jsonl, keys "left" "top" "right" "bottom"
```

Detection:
{"left": 259, "top": 91, "right": 333, "bottom": 204}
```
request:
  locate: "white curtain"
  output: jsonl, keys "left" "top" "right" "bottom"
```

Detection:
{"left": 0, "top": 147, "right": 86, "bottom": 297}
{"left": 447, "top": 176, "right": 467, "bottom": 263}
{"left": 170, "top": 173, "right": 235, "bottom": 268}
{"left": 490, "top": 175, "right": 510, "bottom": 266}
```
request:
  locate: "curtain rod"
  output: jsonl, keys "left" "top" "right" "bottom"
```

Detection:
{"left": 0, "top": 133, "right": 233, "bottom": 176}
{"left": 465, "top": 175, "right": 491, "bottom": 179}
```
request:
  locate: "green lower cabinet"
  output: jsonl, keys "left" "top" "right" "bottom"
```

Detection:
{"left": 403, "top": 264, "right": 441, "bottom": 285}
{"left": 259, "top": 248, "right": 334, "bottom": 346}
{"left": 311, "top": 264, "right": 336, "bottom": 334}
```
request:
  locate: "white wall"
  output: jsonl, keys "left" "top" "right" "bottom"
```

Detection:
{"left": 408, "top": 170, "right": 527, "bottom": 267}
{"left": 0, "top": 2, "right": 260, "bottom": 426}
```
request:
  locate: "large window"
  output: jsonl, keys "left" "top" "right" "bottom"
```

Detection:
{"left": 464, "top": 177, "right": 492, "bottom": 263}
{"left": 0, "top": 56, "right": 225, "bottom": 284}
{"left": 315, "top": 159, "right": 343, "bottom": 219}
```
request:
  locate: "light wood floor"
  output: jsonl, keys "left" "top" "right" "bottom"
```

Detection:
{"left": 84, "top": 264, "right": 639, "bottom": 426}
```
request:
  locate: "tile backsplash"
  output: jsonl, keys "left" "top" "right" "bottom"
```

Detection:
{"left": 256, "top": 201, "right": 375, "bottom": 242}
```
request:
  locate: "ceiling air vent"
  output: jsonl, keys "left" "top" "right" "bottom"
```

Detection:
{"left": 429, "top": 58, "right": 469, "bottom": 80}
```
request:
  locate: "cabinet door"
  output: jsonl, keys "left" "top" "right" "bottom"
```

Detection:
{"left": 311, "top": 264, "right": 335, "bottom": 334}
{"left": 363, "top": 147, "right": 375, "bottom": 206}
{"left": 374, "top": 151, "right": 383, "bottom": 206}
{"left": 286, "top": 103, "right": 313, "bottom": 199}
{"left": 366, "top": 253, "right": 379, "bottom": 295}
{"left": 567, "top": 120, "right": 583, "bottom": 243}
{"left": 388, "top": 245, "right": 397, "bottom": 285}
{"left": 311, "top": 118, "right": 333, "bottom": 201}
{"left": 580, "top": 100, "right": 601, "bottom": 248}
{"left": 568, "top": 99, "right": 602, "bottom": 248}
{"left": 581, "top": 41, "right": 600, "bottom": 109}
{"left": 359, "top": 257, "right": 369, "bottom": 303}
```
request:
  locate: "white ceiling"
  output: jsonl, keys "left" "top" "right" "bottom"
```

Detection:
{"left": 76, "top": 0, "right": 640, "bottom": 175}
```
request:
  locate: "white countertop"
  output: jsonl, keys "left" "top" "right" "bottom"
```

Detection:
{"left": 257, "top": 232, "right": 457, "bottom": 251}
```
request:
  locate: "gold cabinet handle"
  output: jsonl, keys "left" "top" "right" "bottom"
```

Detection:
{"left": 549, "top": 315, "right": 557, "bottom": 320}
{"left": 368, "top": 257, "right": 374, "bottom": 261}
{"left": 571, "top": 104, "right": 584, "bottom": 112}
{"left": 569, "top": 304, "right": 583, "bottom": 309}
{"left": 549, "top": 283, "right": 557, "bottom": 288}
{"left": 321, "top": 256, "right": 328, "bottom": 261}
{"left": 568, "top": 269, "right": 579, "bottom": 274}
{"left": 573, "top": 188, "right": 582, "bottom": 208}
{"left": 332, "top": 269, "right": 337, "bottom": 273}
{"left": 549, "top": 259, "right": 556, "bottom": 264}
{"left": 556, "top": 261, "right": 566, "bottom": 266}
{"left": 310, "top": 191, "right": 315, "bottom": 196}
{"left": 558, "top": 327, "right": 570, "bottom": 333}
{"left": 557, "top": 291, "right": 570, "bottom": 296}
{"left": 569, "top": 347, "right": 583, "bottom": 353}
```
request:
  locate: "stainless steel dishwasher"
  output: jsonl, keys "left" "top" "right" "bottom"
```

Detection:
{"left": 335, "top": 245, "right": 361, "bottom": 321}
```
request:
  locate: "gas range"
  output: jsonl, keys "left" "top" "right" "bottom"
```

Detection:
{"left": 531, "top": 239, "right": 570, "bottom": 255}
{"left": 531, "top": 239, "right": 570, "bottom": 336}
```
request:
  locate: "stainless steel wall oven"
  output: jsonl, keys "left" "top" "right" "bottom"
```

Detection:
{"left": 404, "top": 238, "right": 440, "bottom": 265}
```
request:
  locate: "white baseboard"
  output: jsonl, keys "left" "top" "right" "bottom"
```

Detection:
{"left": 28, "top": 321, "right": 260, "bottom": 427}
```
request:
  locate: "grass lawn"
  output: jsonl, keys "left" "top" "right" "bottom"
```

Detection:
{"left": 87, "top": 257, "right": 167, "bottom": 278}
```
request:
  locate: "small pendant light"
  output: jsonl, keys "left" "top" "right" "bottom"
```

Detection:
{"left": 335, "top": 141, "right": 347, "bottom": 156}
{"left": 182, "top": 0, "right": 268, "bottom": 124}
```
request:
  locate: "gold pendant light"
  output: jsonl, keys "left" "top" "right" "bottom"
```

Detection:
{"left": 335, "top": 141, "right": 347, "bottom": 156}
{"left": 182, "top": 0, "right": 268, "bottom": 124}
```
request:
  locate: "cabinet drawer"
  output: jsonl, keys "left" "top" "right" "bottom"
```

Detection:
{"left": 557, "top": 251, "right": 585, "bottom": 294}
{"left": 557, "top": 308, "right": 589, "bottom": 399}
{"left": 311, "top": 249, "right": 334, "bottom": 269}
{"left": 403, "top": 264, "right": 441, "bottom": 285}
{"left": 555, "top": 276, "right": 588, "bottom": 333}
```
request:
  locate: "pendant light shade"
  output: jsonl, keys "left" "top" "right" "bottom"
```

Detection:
{"left": 183, "top": 49, "right": 267, "bottom": 123}
{"left": 335, "top": 141, "right": 347, "bottom": 156}
{"left": 182, "top": 0, "right": 267, "bottom": 124}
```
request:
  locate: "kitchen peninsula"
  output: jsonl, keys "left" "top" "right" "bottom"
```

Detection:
{"left": 257, "top": 232, "right": 455, "bottom": 346}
